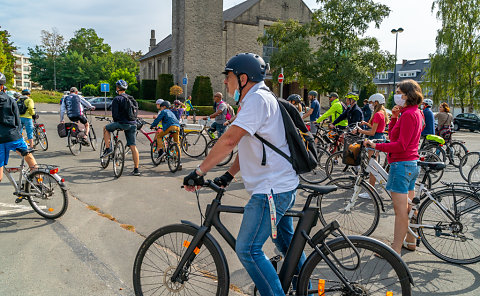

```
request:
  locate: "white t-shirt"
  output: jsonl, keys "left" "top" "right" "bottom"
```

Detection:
{"left": 232, "top": 81, "right": 298, "bottom": 195}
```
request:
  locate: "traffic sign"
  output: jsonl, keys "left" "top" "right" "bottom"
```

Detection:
{"left": 183, "top": 77, "right": 188, "bottom": 85}
{"left": 278, "top": 73, "right": 284, "bottom": 84}
{"left": 101, "top": 83, "right": 109, "bottom": 92}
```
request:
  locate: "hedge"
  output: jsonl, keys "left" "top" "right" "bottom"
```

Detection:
{"left": 136, "top": 103, "right": 238, "bottom": 117}
{"left": 140, "top": 79, "right": 157, "bottom": 100}
{"left": 191, "top": 76, "right": 213, "bottom": 106}
{"left": 137, "top": 100, "right": 158, "bottom": 113}
{"left": 156, "top": 74, "right": 174, "bottom": 101}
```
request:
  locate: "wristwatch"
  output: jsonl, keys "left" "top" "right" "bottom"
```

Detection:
{"left": 196, "top": 165, "right": 206, "bottom": 176}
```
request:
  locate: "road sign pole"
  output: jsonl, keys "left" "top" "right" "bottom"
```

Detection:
{"left": 104, "top": 91, "right": 107, "bottom": 116}
{"left": 279, "top": 68, "right": 284, "bottom": 98}
{"left": 184, "top": 73, "right": 188, "bottom": 103}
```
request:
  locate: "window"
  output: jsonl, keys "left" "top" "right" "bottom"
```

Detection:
{"left": 23, "top": 82, "right": 30, "bottom": 87}
{"left": 262, "top": 28, "right": 277, "bottom": 64}
{"left": 409, "top": 61, "right": 416, "bottom": 65}
{"left": 377, "top": 86, "right": 388, "bottom": 94}
{"left": 377, "top": 73, "right": 388, "bottom": 80}
{"left": 23, "top": 74, "right": 29, "bottom": 79}
{"left": 424, "top": 60, "right": 430, "bottom": 64}
{"left": 23, "top": 66, "right": 30, "bottom": 72}
{"left": 457, "top": 114, "right": 464, "bottom": 118}
{"left": 399, "top": 72, "right": 416, "bottom": 78}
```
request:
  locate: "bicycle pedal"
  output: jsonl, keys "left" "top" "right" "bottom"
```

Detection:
{"left": 15, "top": 197, "right": 24, "bottom": 203}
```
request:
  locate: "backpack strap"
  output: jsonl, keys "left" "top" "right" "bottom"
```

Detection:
{"left": 254, "top": 133, "right": 293, "bottom": 166}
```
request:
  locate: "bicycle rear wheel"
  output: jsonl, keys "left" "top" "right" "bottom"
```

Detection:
{"left": 319, "top": 177, "right": 380, "bottom": 236}
{"left": 182, "top": 131, "right": 207, "bottom": 158}
{"left": 150, "top": 141, "right": 163, "bottom": 166}
{"left": 297, "top": 236, "right": 412, "bottom": 295}
{"left": 460, "top": 152, "right": 480, "bottom": 182}
{"left": 100, "top": 139, "right": 110, "bottom": 169}
{"left": 113, "top": 140, "right": 125, "bottom": 178}
{"left": 325, "top": 151, "right": 356, "bottom": 180}
{"left": 300, "top": 147, "right": 329, "bottom": 184}
{"left": 167, "top": 142, "right": 181, "bottom": 173}
{"left": 67, "top": 132, "right": 81, "bottom": 155}
{"left": 417, "top": 189, "right": 480, "bottom": 264}
{"left": 25, "top": 171, "right": 68, "bottom": 219}
{"left": 133, "top": 224, "right": 229, "bottom": 296}
{"left": 89, "top": 126, "right": 98, "bottom": 151}
{"left": 448, "top": 141, "right": 467, "bottom": 168}
{"left": 36, "top": 128, "right": 48, "bottom": 151}
{"left": 418, "top": 150, "right": 444, "bottom": 185}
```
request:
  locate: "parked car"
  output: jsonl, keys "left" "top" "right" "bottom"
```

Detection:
{"left": 87, "top": 97, "right": 113, "bottom": 110}
{"left": 453, "top": 113, "right": 480, "bottom": 132}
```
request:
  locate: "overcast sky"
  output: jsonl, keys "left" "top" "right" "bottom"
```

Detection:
{"left": 1, "top": 0, "right": 440, "bottom": 63}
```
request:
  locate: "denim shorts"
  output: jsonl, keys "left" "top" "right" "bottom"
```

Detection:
{"left": 105, "top": 122, "right": 137, "bottom": 146}
{"left": 367, "top": 133, "right": 385, "bottom": 151}
{"left": 20, "top": 117, "right": 34, "bottom": 139}
{"left": 0, "top": 138, "right": 28, "bottom": 167}
{"left": 386, "top": 160, "right": 419, "bottom": 194}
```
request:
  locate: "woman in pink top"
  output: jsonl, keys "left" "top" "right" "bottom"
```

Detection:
{"left": 364, "top": 79, "right": 424, "bottom": 255}
{"left": 356, "top": 93, "right": 389, "bottom": 191}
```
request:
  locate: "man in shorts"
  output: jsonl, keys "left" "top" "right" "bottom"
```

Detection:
{"left": 60, "top": 87, "right": 95, "bottom": 145}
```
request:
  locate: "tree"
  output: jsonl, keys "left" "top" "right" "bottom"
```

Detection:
{"left": 170, "top": 85, "right": 183, "bottom": 99}
{"left": 156, "top": 74, "right": 174, "bottom": 101}
{"left": 428, "top": 0, "right": 480, "bottom": 112}
{"left": 67, "top": 28, "right": 111, "bottom": 58}
{"left": 0, "top": 27, "right": 17, "bottom": 86}
{"left": 191, "top": 76, "right": 213, "bottom": 106}
{"left": 259, "top": 0, "right": 394, "bottom": 97}
{"left": 41, "top": 28, "right": 66, "bottom": 90}
{"left": 109, "top": 68, "right": 138, "bottom": 97}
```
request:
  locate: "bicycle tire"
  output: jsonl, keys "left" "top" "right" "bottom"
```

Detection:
{"left": 460, "top": 152, "right": 480, "bottom": 182}
{"left": 319, "top": 177, "right": 380, "bottom": 236}
{"left": 150, "top": 141, "right": 163, "bottom": 166}
{"left": 167, "top": 142, "right": 181, "bottom": 173}
{"left": 113, "top": 140, "right": 125, "bottom": 178}
{"left": 325, "top": 151, "right": 356, "bottom": 180}
{"left": 67, "top": 132, "right": 81, "bottom": 155}
{"left": 100, "top": 139, "right": 110, "bottom": 169}
{"left": 417, "top": 189, "right": 480, "bottom": 264}
{"left": 296, "top": 236, "right": 412, "bottom": 295}
{"left": 418, "top": 150, "right": 444, "bottom": 185}
{"left": 89, "top": 126, "right": 98, "bottom": 151}
{"left": 37, "top": 128, "right": 48, "bottom": 151}
{"left": 300, "top": 147, "right": 330, "bottom": 184}
{"left": 206, "top": 139, "right": 234, "bottom": 167}
{"left": 448, "top": 141, "right": 467, "bottom": 168}
{"left": 423, "top": 143, "right": 446, "bottom": 163}
{"left": 182, "top": 131, "right": 207, "bottom": 158}
{"left": 25, "top": 171, "right": 68, "bottom": 219}
{"left": 132, "top": 224, "right": 229, "bottom": 296}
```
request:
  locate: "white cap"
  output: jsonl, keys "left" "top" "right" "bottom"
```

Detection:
{"left": 156, "top": 99, "right": 164, "bottom": 105}
{"left": 368, "top": 93, "right": 385, "bottom": 104}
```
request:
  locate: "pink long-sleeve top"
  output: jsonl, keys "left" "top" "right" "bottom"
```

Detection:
{"left": 376, "top": 105, "right": 423, "bottom": 164}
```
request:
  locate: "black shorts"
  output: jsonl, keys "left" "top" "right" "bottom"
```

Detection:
{"left": 69, "top": 115, "right": 88, "bottom": 125}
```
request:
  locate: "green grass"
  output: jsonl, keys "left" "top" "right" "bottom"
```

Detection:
{"left": 30, "top": 90, "right": 63, "bottom": 103}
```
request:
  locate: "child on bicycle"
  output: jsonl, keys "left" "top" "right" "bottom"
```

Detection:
{"left": 150, "top": 100, "right": 182, "bottom": 169}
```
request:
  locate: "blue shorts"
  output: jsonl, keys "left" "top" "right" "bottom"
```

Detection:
{"left": 20, "top": 117, "right": 34, "bottom": 139}
{"left": 367, "top": 133, "right": 385, "bottom": 151}
{"left": 0, "top": 138, "right": 28, "bottom": 167}
{"left": 386, "top": 160, "right": 419, "bottom": 194}
{"left": 105, "top": 122, "right": 137, "bottom": 146}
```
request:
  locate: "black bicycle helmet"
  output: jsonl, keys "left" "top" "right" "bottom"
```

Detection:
{"left": 223, "top": 53, "right": 268, "bottom": 83}
{"left": 116, "top": 79, "right": 128, "bottom": 90}
{"left": 0, "top": 72, "right": 6, "bottom": 85}
{"left": 22, "top": 89, "right": 31, "bottom": 95}
{"left": 287, "top": 94, "right": 302, "bottom": 104}
{"left": 160, "top": 101, "right": 171, "bottom": 109}
{"left": 308, "top": 90, "right": 318, "bottom": 98}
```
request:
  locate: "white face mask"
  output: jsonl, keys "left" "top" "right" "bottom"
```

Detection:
{"left": 394, "top": 94, "right": 405, "bottom": 106}
{"left": 369, "top": 103, "right": 374, "bottom": 111}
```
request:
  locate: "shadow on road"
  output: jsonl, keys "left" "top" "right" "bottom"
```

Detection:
{"left": 0, "top": 212, "right": 55, "bottom": 233}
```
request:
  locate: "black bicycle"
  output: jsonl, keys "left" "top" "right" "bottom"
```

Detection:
{"left": 32, "top": 116, "right": 48, "bottom": 151}
{"left": 97, "top": 117, "right": 130, "bottom": 178}
{"left": 133, "top": 181, "right": 413, "bottom": 295}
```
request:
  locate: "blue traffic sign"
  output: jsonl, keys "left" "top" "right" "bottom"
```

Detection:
{"left": 182, "top": 77, "right": 188, "bottom": 85}
{"left": 101, "top": 83, "right": 110, "bottom": 92}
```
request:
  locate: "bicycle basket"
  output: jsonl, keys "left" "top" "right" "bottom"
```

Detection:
{"left": 343, "top": 135, "right": 363, "bottom": 166}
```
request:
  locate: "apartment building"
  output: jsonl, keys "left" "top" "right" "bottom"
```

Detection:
{"left": 13, "top": 52, "right": 39, "bottom": 89}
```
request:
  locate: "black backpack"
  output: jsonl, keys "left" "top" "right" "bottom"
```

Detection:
{"left": 121, "top": 94, "right": 138, "bottom": 121}
{"left": 17, "top": 98, "right": 28, "bottom": 115}
{"left": 255, "top": 89, "right": 318, "bottom": 175}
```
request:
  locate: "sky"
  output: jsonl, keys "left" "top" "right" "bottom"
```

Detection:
{"left": 1, "top": 0, "right": 441, "bottom": 63}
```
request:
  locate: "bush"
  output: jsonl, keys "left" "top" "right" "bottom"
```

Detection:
{"left": 140, "top": 79, "right": 157, "bottom": 100}
{"left": 82, "top": 84, "right": 99, "bottom": 97}
{"left": 30, "top": 90, "right": 63, "bottom": 103}
{"left": 137, "top": 100, "right": 158, "bottom": 113}
{"left": 359, "top": 83, "right": 378, "bottom": 106}
{"left": 191, "top": 76, "right": 213, "bottom": 106}
{"left": 156, "top": 74, "right": 174, "bottom": 101}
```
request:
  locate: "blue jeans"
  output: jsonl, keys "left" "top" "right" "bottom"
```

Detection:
{"left": 208, "top": 122, "right": 226, "bottom": 138}
{"left": 236, "top": 189, "right": 308, "bottom": 296}
{"left": 20, "top": 117, "right": 34, "bottom": 139}
{"left": 386, "top": 160, "right": 419, "bottom": 194}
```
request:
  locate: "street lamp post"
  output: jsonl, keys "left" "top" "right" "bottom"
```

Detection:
{"left": 391, "top": 28, "right": 404, "bottom": 97}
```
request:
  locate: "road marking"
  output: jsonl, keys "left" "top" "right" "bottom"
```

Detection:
{"left": 0, "top": 202, "right": 33, "bottom": 215}
{"left": 37, "top": 111, "right": 60, "bottom": 114}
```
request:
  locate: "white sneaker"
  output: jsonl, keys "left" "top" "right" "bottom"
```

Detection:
{"left": 358, "top": 192, "right": 371, "bottom": 199}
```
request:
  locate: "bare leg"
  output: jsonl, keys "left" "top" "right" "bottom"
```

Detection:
{"left": 391, "top": 191, "right": 409, "bottom": 254}
{"left": 28, "top": 138, "right": 34, "bottom": 149}
{"left": 0, "top": 167, "right": 3, "bottom": 182}
{"left": 404, "top": 190, "right": 417, "bottom": 250}
{"left": 368, "top": 150, "right": 376, "bottom": 187}
{"left": 130, "top": 145, "right": 139, "bottom": 169}
{"left": 103, "top": 127, "right": 111, "bottom": 149}
{"left": 84, "top": 122, "right": 90, "bottom": 138}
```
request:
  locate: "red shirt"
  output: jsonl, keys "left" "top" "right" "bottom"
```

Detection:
{"left": 371, "top": 111, "right": 386, "bottom": 133}
{"left": 376, "top": 105, "right": 423, "bottom": 164}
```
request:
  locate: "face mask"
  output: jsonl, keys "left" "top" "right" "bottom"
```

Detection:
{"left": 420, "top": 105, "right": 424, "bottom": 110}
{"left": 369, "top": 103, "right": 374, "bottom": 111}
{"left": 347, "top": 105, "right": 351, "bottom": 108}
{"left": 394, "top": 94, "right": 405, "bottom": 106}
{"left": 233, "top": 89, "right": 240, "bottom": 103}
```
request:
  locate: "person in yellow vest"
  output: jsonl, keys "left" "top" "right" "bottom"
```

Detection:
{"left": 315, "top": 92, "right": 347, "bottom": 129}
{"left": 185, "top": 95, "right": 194, "bottom": 116}
{"left": 19, "top": 89, "right": 36, "bottom": 148}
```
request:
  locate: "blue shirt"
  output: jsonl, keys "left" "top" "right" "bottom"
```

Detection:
{"left": 310, "top": 99, "right": 320, "bottom": 122}
{"left": 151, "top": 109, "right": 180, "bottom": 131}
{"left": 422, "top": 107, "right": 435, "bottom": 136}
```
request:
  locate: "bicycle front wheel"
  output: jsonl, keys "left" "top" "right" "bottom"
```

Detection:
{"left": 320, "top": 177, "right": 380, "bottom": 236}
{"left": 133, "top": 224, "right": 229, "bottom": 296}
{"left": 325, "top": 151, "right": 356, "bottom": 180}
{"left": 297, "top": 236, "right": 412, "bottom": 295}
{"left": 113, "top": 140, "right": 125, "bottom": 178}
{"left": 67, "top": 132, "right": 81, "bottom": 156}
{"left": 182, "top": 131, "right": 207, "bottom": 158}
{"left": 460, "top": 152, "right": 480, "bottom": 182}
{"left": 167, "top": 142, "right": 181, "bottom": 173}
{"left": 300, "top": 147, "right": 329, "bottom": 184}
{"left": 25, "top": 171, "right": 68, "bottom": 219}
{"left": 448, "top": 141, "right": 467, "bottom": 168}
{"left": 417, "top": 189, "right": 480, "bottom": 264}
{"left": 89, "top": 126, "right": 98, "bottom": 151}
{"left": 36, "top": 127, "right": 49, "bottom": 151}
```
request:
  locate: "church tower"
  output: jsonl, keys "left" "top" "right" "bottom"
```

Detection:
{"left": 172, "top": 0, "right": 224, "bottom": 94}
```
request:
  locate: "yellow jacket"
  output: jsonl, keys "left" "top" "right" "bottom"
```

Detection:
{"left": 316, "top": 98, "right": 347, "bottom": 127}
{"left": 20, "top": 97, "right": 35, "bottom": 119}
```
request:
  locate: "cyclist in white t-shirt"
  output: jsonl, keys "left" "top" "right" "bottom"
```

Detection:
{"left": 184, "top": 53, "right": 306, "bottom": 296}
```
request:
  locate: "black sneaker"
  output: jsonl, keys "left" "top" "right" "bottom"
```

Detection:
{"left": 131, "top": 169, "right": 141, "bottom": 176}
{"left": 101, "top": 147, "right": 113, "bottom": 158}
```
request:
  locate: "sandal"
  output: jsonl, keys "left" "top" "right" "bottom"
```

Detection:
{"left": 402, "top": 240, "right": 416, "bottom": 251}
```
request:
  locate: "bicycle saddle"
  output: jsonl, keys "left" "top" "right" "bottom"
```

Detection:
{"left": 297, "top": 184, "right": 337, "bottom": 194}
{"left": 417, "top": 161, "right": 446, "bottom": 171}
{"left": 16, "top": 148, "right": 36, "bottom": 156}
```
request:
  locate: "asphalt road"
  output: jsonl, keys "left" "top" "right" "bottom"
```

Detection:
{"left": 1, "top": 103, "right": 480, "bottom": 295}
